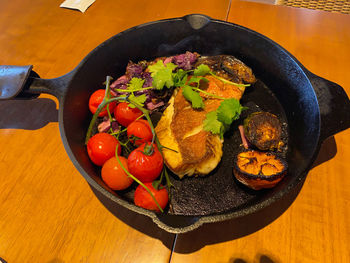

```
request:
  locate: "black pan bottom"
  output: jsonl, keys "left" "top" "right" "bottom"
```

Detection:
{"left": 117, "top": 79, "right": 289, "bottom": 216}
{"left": 167, "top": 79, "right": 289, "bottom": 216}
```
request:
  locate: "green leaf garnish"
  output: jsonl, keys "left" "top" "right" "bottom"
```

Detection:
{"left": 182, "top": 86, "right": 204, "bottom": 109}
{"left": 188, "top": 76, "right": 203, "bottom": 87}
{"left": 127, "top": 77, "right": 145, "bottom": 90}
{"left": 148, "top": 61, "right": 177, "bottom": 90}
{"left": 204, "top": 98, "right": 246, "bottom": 138}
{"left": 172, "top": 69, "right": 188, "bottom": 87}
{"left": 128, "top": 93, "right": 147, "bottom": 108}
{"left": 217, "top": 98, "right": 245, "bottom": 126}
{"left": 203, "top": 111, "right": 225, "bottom": 138}
{"left": 193, "top": 64, "right": 211, "bottom": 76}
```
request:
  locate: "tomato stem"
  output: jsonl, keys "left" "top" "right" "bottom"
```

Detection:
{"left": 114, "top": 145, "right": 164, "bottom": 213}
{"left": 86, "top": 76, "right": 174, "bottom": 203}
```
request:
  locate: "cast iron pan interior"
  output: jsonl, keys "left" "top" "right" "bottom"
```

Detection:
{"left": 59, "top": 15, "right": 325, "bottom": 232}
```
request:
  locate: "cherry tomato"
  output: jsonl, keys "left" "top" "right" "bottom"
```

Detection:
{"left": 87, "top": 133, "right": 121, "bottom": 166}
{"left": 114, "top": 102, "right": 142, "bottom": 127}
{"left": 89, "top": 89, "right": 116, "bottom": 117}
{"left": 101, "top": 156, "right": 133, "bottom": 190}
{"left": 134, "top": 183, "right": 169, "bottom": 212}
{"left": 127, "top": 119, "right": 153, "bottom": 146}
{"left": 127, "top": 143, "right": 163, "bottom": 183}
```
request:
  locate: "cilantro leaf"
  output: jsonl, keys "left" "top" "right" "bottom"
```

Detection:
{"left": 173, "top": 69, "right": 188, "bottom": 87}
{"left": 127, "top": 77, "right": 145, "bottom": 91}
{"left": 203, "top": 111, "right": 225, "bottom": 138}
{"left": 128, "top": 93, "right": 147, "bottom": 108}
{"left": 182, "top": 86, "right": 204, "bottom": 109}
{"left": 148, "top": 61, "right": 177, "bottom": 90}
{"left": 217, "top": 98, "right": 244, "bottom": 126}
{"left": 147, "top": 60, "right": 166, "bottom": 75}
{"left": 152, "top": 71, "right": 171, "bottom": 90}
{"left": 188, "top": 76, "right": 203, "bottom": 87}
{"left": 194, "top": 64, "right": 211, "bottom": 76}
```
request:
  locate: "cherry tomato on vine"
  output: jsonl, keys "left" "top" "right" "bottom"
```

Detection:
{"left": 101, "top": 156, "right": 133, "bottom": 190}
{"left": 88, "top": 89, "right": 116, "bottom": 117}
{"left": 114, "top": 102, "right": 142, "bottom": 127}
{"left": 127, "top": 143, "right": 163, "bottom": 183}
{"left": 87, "top": 133, "right": 121, "bottom": 166}
{"left": 127, "top": 119, "right": 153, "bottom": 146}
{"left": 134, "top": 182, "right": 169, "bottom": 212}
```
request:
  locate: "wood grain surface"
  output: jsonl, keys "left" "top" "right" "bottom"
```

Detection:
{"left": 0, "top": 0, "right": 349, "bottom": 262}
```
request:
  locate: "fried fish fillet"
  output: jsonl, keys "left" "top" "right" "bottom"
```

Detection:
{"left": 155, "top": 55, "right": 256, "bottom": 178}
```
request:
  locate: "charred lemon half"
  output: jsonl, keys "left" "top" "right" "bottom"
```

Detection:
{"left": 233, "top": 150, "right": 287, "bottom": 190}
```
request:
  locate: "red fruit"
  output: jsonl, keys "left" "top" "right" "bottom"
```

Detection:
{"left": 89, "top": 89, "right": 116, "bottom": 117}
{"left": 101, "top": 156, "right": 133, "bottom": 190}
{"left": 127, "top": 119, "right": 153, "bottom": 146}
{"left": 114, "top": 102, "right": 142, "bottom": 127}
{"left": 87, "top": 133, "right": 121, "bottom": 166}
{"left": 134, "top": 183, "right": 169, "bottom": 212}
{"left": 127, "top": 143, "right": 163, "bottom": 183}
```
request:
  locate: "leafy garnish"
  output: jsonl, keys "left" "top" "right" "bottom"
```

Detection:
{"left": 182, "top": 86, "right": 205, "bottom": 109}
{"left": 128, "top": 93, "right": 147, "bottom": 108}
{"left": 204, "top": 98, "right": 245, "bottom": 138}
{"left": 121, "top": 77, "right": 147, "bottom": 108}
{"left": 217, "top": 98, "right": 245, "bottom": 126}
{"left": 148, "top": 60, "right": 177, "bottom": 90}
{"left": 203, "top": 111, "right": 224, "bottom": 136}
{"left": 128, "top": 77, "right": 145, "bottom": 90}
{"left": 193, "top": 64, "right": 211, "bottom": 76}
{"left": 172, "top": 69, "right": 188, "bottom": 87}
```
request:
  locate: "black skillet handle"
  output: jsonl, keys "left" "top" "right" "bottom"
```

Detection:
{"left": 0, "top": 65, "right": 72, "bottom": 100}
{"left": 307, "top": 71, "right": 350, "bottom": 141}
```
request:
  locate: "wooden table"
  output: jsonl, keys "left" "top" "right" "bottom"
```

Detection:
{"left": 0, "top": 0, "right": 349, "bottom": 262}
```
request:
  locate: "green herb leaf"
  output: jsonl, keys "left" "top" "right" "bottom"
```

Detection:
{"left": 203, "top": 111, "right": 224, "bottom": 138}
{"left": 148, "top": 60, "right": 166, "bottom": 75}
{"left": 128, "top": 93, "right": 147, "bottom": 108}
{"left": 182, "top": 86, "right": 204, "bottom": 109}
{"left": 194, "top": 64, "right": 211, "bottom": 76}
{"left": 127, "top": 77, "right": 145, "bottom": 91}
{"left": 173, "top": 69, "right": 188, "bottom": 87}
{"left": 148, "top": 61, "right": 177, "bottom": 90}
{"left": 217, "top": 98, "right": 244, "bottom": 126}
{"left": 188, "top": 76, "right": 203, "bottom": 86}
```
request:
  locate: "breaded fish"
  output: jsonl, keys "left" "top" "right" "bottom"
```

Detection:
{"left": 155, "top": 55, "right": 256, "bottom": 178}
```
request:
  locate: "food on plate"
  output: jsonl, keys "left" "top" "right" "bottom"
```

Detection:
{"left": 233, "top": 150, "right": 287, "bottom": 190}
{"left": 134, "top": 183, "right": 169, "bottom": 212}
{"left": 196, "top": 55, "right": 256, "bottom": 84}
{"left": 243, "top": 111, "right": 283, "bottom": 151}
{"left": 114, "top": 102, "right": 143, "bottom": 127}
{"left": 89, "top": 89, "right": 117, "bottom": 117}
{"left": 127, "top": 143, "right": 164, "bottom": 183}
{"left": 87, "top": 133, "right": 121, "bottom": 166}
{"left": 155, "top": 55, "right": 256, "bottom": 178}
{"left": 127, "top": 119, "right": 153, "bottom": 146}
{"left": 85, "top": 51, "right": 287, "bottom": 212}
{"left": 101, "top": 156, "right": 133, "bottom": 190}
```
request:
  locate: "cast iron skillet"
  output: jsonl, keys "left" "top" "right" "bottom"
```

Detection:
{"left": 1, "top": 14, "right": 350, "bottom": 233}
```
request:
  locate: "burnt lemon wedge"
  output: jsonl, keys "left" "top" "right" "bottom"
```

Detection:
{"left": 233, "top": 150, "right": 287, "bottom": 190}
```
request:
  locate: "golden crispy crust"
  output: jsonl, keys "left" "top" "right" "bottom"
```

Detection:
{"left": 155, "top": 73, "right": 248, "bottom": 178}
